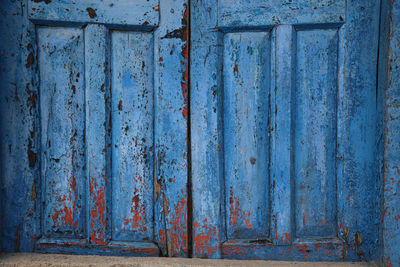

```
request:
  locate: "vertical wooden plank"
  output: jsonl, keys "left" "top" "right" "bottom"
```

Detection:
{"left": 85, "top": 24, "right": 109, "bottom": 245}
{"left": 383, "top": 0, "right": 400, "bottom": 265}
{"left": 338, "top": 0, "right": 381, "bottom": 260}
{"left": 191, "top": 0, "right": 224, "bottom": 258}
{"left": 38, "top": 27, "right": 86, "bottom": 238}
{"left": 294, "top": 29, "right": 338, "bottom": 238}
{"left": 111, "top": 31, "right": 154, "bottom": 242}
{"left": 0, "top": 0, "right": 41, "bottom": 251}
{"left": 270, "top": 25, "right": 295, "bottom": 246}
{"left": 153, "top": 0, "right": 189, "bottom": 257}
{"left": 223, "top": 32, "right": 270, "bottom": 240}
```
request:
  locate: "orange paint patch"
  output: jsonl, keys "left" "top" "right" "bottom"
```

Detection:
{"left": 182, "top": 106, "right": 188, "bottom": 117}
{"left": 166, "top": 192, "right": 188, "bottom": 255}
{"left": 123, "top": 191, "right": 147, "bottom": 233}
{"left": 89, "top": 175, "right": 107, "bottom": 245}
{"left": 52, "top": 176, "right": 78, "bottom": 229}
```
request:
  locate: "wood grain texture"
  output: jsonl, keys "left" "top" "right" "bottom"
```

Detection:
{"left": 153, "top": 0, "right": 189, "bottom": 257}
{"left": 111, "top": 31, "right": 154, "bottom": 242}
{"left": 0, "top": 0, "right": 396, "bottom": 263}
{"left": 191, "top": 0, "right": 383, "bottom": 261}
{"left": 38, "top": 26, "right": 86, "bottom": 239}
{"left": 218, "top": 0, "right": 346, "bottom": 28}
{"left": 383, "top": 0, "right": 400, "bottom": 266}
{"left": 270, "top": 25, "right": 295, "bottom": 246}
{"left": 336, "top": 0, "right": 381, "bottom": 261}
{"left": 223, "top": 32, "right": 270, "bottom": 240}
{"left": 294, "top": 29, "right": 338, "bottom": 238}
{"left": 0, "top": 0, "right": 41, "bottom": 252}
{"left": 191, "top": 0, "right": 224, "bottom": 259}
{"left": 85, "top": 24, "right": 109, "bottom": 246}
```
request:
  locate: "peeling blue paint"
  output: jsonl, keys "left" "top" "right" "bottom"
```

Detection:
{"left": 0, "top": 0, "right": 189, "bottom": 257}
{"left": 0, "top": 0, "right": 399, "bottom": 264}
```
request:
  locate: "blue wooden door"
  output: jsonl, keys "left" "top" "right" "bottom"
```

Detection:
{"left": 191, "top": 0, "right": 382, "bottom": 261}
{"left": 0, "top": 0, "right": 189, "bottom": 256}
{"left": 0, "top": 0, "right": 389, "bottom": 262}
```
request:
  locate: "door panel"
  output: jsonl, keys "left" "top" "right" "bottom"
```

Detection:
{"left": 223, "top": 32, "right": 270, "bottom": 240}
{"left": 191, "top": 0, "right": 382, "bottom": 261}
{"left": 294, "top": 29, "right": 338, "bottom": 238}
{"left": 39, "top": 27, "right": 86, "bottom": 238}
{"left": 111, "top": 31, "right": 154, "bottom": 242}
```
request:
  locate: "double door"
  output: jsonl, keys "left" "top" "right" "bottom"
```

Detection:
{"left": 1, "top": 0, "right": 383, "bottom": 261}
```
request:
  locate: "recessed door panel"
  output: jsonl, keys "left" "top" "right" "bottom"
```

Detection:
{"left": 111, "top": 31, "right": 154, "bottom": 242}
{"left": 39, "top": 27, "right": 86, "bottom": 239}
{"left": 223, "top": 32, "right": 270, "bottom": 240}
{"left": 294, "top": 29, "right": 339, "bottom": 238}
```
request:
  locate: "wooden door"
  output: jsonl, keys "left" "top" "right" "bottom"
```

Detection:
{"left": 0, "top": 0, "right": 189, "bottom": 257}
{"left": 191, "top": 0, "right": 383, "bottom": 261}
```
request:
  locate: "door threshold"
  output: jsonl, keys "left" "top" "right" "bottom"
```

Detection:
{"left": 0, "top": 253, "right": 378, "bottom": 267}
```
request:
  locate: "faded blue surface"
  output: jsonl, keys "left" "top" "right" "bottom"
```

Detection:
{"left": 0, "top": 0, "right": 398, "bottom": 264}
{"left": 0, "top": 0, "right": 189, "bottom": 257}
{"left": 111, "top": 31, "right": 154, "bottom": 242}
{"left": 383, "top": 0, "right": 400, "bottom": 265}
{"left": 38, "top": 27, "right": 86, "bottom": 239}
{"left": 191, "top": 0, "right": 385, "bottom": 262}
{"left": 223, "top": 32, "right": 270, "bottom": 241}
{"left": 294, "top": 29, "right": 338, "bottom": 238}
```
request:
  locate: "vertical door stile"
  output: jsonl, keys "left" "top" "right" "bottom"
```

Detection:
{"left": 85, "top": 24, "right": 109, "bottom": 246}
{"left": 191, "top": 0, "right": 224, "bottom": 259}
{"left": 154, "top": 0, "right": 189, "bottom": 257}
{"left": 270, "top": 25, "right": 295, "bottom": 246}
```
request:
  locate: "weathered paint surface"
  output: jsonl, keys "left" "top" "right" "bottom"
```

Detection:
{"left": 29, "top": 0, "right": 159, "bottom": 27}
{"left": 294, "top": 29, "right": 338, "bottom": 238}
{"left": 1, "top": 0, "right": 399, "bottom": 264}
{"left": 191, "top": 0, "right": 383, "bottom": 261}
{"left": 111, "top": 31, "right": 154, "bottom": 242}
{"left": 153, "top": 0, "right": 189, "bottom": 257}
{"left": 383, "top": 0, "right": 400, "bottom": 266}
{"left": 0, "top": 0, "right": 41, "bottom": 252}
{"left": 39, "top": 26, "right": 86, "bottom": 238}
{"left": 0, "top": 0, "right": 188, "bottom": 257}
{"left": 85, "top": 24, "right": 109, "bottom": 246}
{"left": 224, "top": 32, "right": 270, "bottom": 240}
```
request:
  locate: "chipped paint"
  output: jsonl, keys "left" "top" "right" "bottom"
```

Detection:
{"left": 191, "top": 0, "right": 385, "bottom": 262}
{"left": 0, "top": 0, "right": 188, "bottom": 257}
{"left": 0, "top": 0, "right": 398, "bottom": 263}
{"left": 383, "top": 0, "right": 400, "bottom": 265}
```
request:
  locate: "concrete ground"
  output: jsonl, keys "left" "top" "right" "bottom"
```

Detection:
{"left": 0, "top": 253, "right": 378, "bottom": 267}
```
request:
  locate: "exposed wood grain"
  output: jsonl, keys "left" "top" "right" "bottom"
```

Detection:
{"left": 191, "top": 0, "right": 383, "bottom": 261}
